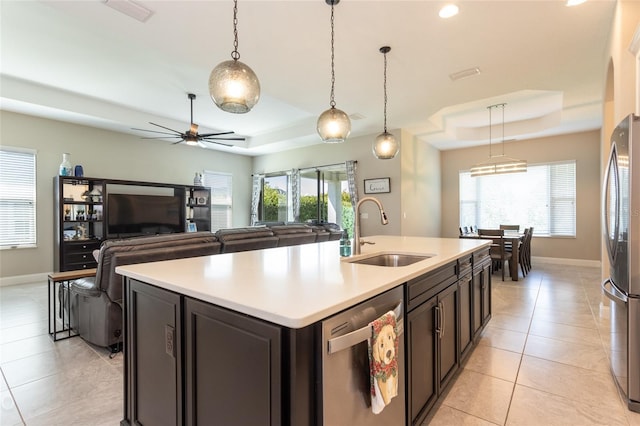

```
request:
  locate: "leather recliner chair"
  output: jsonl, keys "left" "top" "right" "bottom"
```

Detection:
{"left": 68, "top": 232, "right": 222, "bottom": 349}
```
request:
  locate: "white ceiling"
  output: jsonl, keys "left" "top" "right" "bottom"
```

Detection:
{"left": 0, "top": 0, "right": 616, "bottom": 155}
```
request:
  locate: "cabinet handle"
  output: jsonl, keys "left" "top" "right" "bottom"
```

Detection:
{"left": 165, "top": 325, "right": 176, "bottom": 358}
{"left": 435, "top": 304, "right": 441, "bottom": 338}
{"left": 440, "top": 301, "right": 446, "bottom": 339}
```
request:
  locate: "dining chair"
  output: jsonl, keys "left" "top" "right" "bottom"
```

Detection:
{"left": 499, "top": 224, "right": 519, "bottom": 251}
{"left": 477, "top": 228, "right": 512, "bottom": 281}
{"left": 517, "top": 228, "right": 530, "bottom": 277}
{"left": 524, "top": 227, "right": 533, "bottom": 273}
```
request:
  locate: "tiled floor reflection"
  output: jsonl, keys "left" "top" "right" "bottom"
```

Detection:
{"left": 427, "top": 262, "right": 639, "bottom": 426}
{"left": 0, "top": 262, "right": 638, "bottom": 425}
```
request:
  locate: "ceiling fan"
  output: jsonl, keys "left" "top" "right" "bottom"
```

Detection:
{"left": 132, "top": 93, "right": 245, "bottom": 147}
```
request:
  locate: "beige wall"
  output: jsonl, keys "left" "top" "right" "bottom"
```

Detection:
{"left": 440, "top": 130, "right": 602, "bottom": 261}
{"left": 253, "top": 128, "right": 442, "bottom": 239}
{"left": 0, "top": 110, "right": 252, "bottom": 279}
{"left": 400, "top": 129, "right": 441, "bottom": 237}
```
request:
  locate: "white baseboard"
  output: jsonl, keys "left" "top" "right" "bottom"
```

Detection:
{"left": 0, "top": 273, "right": 50, "bottom": 287}
{"left": 533, "top": 256, "right": 601, "bottom": 268}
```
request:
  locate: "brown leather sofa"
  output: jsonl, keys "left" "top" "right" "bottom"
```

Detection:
{"left": 215, "top": 227, "right": 279, "bottom": 253}
{"left": 68, "top": 232, "right": 222, "bottom": 349}
{"left": 269, "top": 224, "right": 318, "bottom": 246}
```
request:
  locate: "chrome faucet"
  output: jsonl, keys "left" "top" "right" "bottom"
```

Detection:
{"left": 353, "top": 196, "right": 389, "bottom": 255}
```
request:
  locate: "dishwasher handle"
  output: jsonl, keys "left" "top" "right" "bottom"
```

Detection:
{"left": 327, "top": 302, "right": 403, "bottom": 355}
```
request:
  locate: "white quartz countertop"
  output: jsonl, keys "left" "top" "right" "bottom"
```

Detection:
{"left": 116, "top": 236, "right": 490, "bottom": 328}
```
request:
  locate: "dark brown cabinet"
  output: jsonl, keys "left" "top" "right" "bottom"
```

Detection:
{"left": 184, "top": 297, "right": 281, "bottom": 425}
{"left": 458, "top": 255, "right": 474, "bottom": 361}
{"left": 123, "top": 278, "right": 183, "bottom": 426}
{"left": 123, "top": 279, "right": 286, "bottom": 426}
{"left": 406, "top": 262, "right": 460, "bottom": 426}
{"left": 186, "top": 186, "right": 211, "bottom": 232}
{"left": 472, "top": 249, "right": 492, "bottom": 337}
{"left": 54, "top": 176, "right": 104, "bottom": 272}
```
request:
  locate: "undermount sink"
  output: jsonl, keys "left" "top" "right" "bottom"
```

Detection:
{"left": 347, "top": 253, "right": 433, "bottom": 267}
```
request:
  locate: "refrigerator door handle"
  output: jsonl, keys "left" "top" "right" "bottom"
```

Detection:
{"left": 602, "top": 279, "right": 628, "bottom": 304}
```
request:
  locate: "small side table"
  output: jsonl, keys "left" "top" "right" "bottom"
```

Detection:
{"left": 48, "top": 268, "right": 97, "bottom": 341}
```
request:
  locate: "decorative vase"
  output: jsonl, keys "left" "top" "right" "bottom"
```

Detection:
{"left": 194, "top": 172, "right": 203, "bottom": 186}
{"left": 59, "top": 153, "right": 72, "bottom": 176}
{"left": 74, "top": 165, "right": 84, "bottom": 177}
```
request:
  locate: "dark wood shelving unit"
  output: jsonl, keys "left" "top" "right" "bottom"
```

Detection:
{"left": 54, "top": 176, "right": 211, "bottom": 272}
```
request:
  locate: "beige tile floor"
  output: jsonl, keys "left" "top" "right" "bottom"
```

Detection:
{"left": 426, "top": 262, "right": 640, "bottom": 426}
{"left": 1, "top": 262, "right": 639, "bottom": 425}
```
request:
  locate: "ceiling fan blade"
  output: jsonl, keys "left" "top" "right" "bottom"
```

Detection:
{"left": 140, "top": 136, "right": 182, "bottom": 140}
{"left": 199, "top": 140, "right": 233, "bottom": 147}
{"left": 201, "top": 137, "right": 246, "bottom": 141}
{"left": 148, "top": 122, "right": 183, "bottom": 134}
{"left": 133, "top": 128, "right": 183, "bottom": 137}
{"left": 198, "top": 131, "right": 235, "bottom": 137}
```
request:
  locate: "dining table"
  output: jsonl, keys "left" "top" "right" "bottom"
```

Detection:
{"left": 459, "top": 232, "right": 524, "bottom": 281}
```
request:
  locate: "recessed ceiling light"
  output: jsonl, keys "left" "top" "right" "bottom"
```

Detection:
{"left": 439, "top": 4, "right": 459, "bottom": 19}
{"left": 566, "top": 0, "right": 587, "bottom": 6}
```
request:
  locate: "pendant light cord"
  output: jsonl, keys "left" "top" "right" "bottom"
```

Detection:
{"left": 383, "top": 50, "right": 388, "bottom": 132}
{"left": 488, "top": 105, "right": 493, "bottom": 158}
{"left": 329, "top": 2, "right": 336, "bottom": 108}
{"left": 231, "top": 0, "right": 240, "bottom": 61}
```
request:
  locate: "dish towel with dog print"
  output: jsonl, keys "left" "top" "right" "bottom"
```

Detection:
{"left": 368, "top": 310, "right": 399, "bottom": 414}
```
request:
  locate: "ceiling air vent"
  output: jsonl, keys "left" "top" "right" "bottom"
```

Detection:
{"left": 449, "top": 67, "right": 481, "bottom": 82}
{"left": 104, "top": 0, "right": 154, "bottom": 23}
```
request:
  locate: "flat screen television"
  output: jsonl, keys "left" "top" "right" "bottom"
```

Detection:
{"left": 107, "top": 193, "right": 183, "bottom": 238}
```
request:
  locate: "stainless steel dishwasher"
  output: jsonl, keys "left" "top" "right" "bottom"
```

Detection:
{"left": 321, "top": 286, "right": 405, "bottom": 425}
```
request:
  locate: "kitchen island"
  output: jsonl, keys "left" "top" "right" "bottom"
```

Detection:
{"left": 117, "top": 236, "right": 491, "bottom": 426}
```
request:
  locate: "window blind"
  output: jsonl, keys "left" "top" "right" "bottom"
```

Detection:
{"left": 203, "top": 171, "right": 232, "bottom": 231}
{"left": 0, "top": 148, "right": 37, "bottom": 248}
{"left": 459, "top": 161, "right": 576, "bottom": 237}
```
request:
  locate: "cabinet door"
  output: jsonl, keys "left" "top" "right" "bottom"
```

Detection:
{"left": 407, "top": 296, "right": 438, "bottom": 425}
{"left": 437, "top": 283, "right": 459, "bottom": 391}
{"left": 472, "top": 266, "right": 483, "bottom": 338}
{"left": 480, "top": 262, "right": 492, "bottom": 326}
{"left": 184, "top": 297, "right": 282, "bottom": 426}
{"left": 457, "top": 273, "right": 473, "bottom": 361}
{"left": 125, "top": 279, "right": 182, "bottom": 426}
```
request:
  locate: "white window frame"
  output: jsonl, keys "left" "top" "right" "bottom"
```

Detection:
{"left": 459, "top": 160, "right": 576, "bottom": 237}
{"left": 0, "top": 147, "right": 37, "bottom": 249}
{"left": 203, "top": 171, "right": 232, "bottom": 231}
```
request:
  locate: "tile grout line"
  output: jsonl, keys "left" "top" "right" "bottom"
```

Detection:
{"left": 500, "top": 270, "right": 543, "bottom": 426}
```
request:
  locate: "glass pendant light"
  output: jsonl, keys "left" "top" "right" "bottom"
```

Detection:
{"left": 317, "top": 0, "right": 351, "bottom": 143}
{"left": 470, "top": 103, "right": 527, "bottom": 177}
{"left": 373, "top": 46, "right": 399, "bottom": 159}
{"left": 209, "top": 0, "right": 260, "bottom": 114}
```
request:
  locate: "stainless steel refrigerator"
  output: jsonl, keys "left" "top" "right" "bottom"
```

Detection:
{"left": 602, "top": 113, "right": 640, "bottom": 412}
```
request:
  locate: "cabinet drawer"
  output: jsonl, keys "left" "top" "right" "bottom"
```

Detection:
{"left": 64, "top": 252, "right": 96, "bottom": 263}
{"left": 473, "top": 248, "right": 490, "bottom": 265}
{"left": 407, "top": 261, "right": 457, "bottom": 311}
{"left": 62, "top": 260, "right": 97, "bottom": 271}
{"left": 458, "top": 255, "right": 472, "bottom": 276}
{"left": 64, "top": 240, "right": 101, "bottom": 254}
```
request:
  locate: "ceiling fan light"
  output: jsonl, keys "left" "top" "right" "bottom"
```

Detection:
{"left": 373, "top": 132, "right": 399, "bottom": 159}
{"left": 209, "top": 59, "right": 260, "bottom": 114}
{"left": 317, "top": 107, "right": 351, "bottom": 143}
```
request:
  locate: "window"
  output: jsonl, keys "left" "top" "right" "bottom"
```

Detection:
{"left": 459, "top": 161, "right": 576, "bottom": 237}
{"left": 258, "top": 164, "right": 354, "bottom": 232}
{"left": 0, "top": 147, "right": 37, "bottom": 248}
{"left": 203, "top": 171, "right": 232, "bottom": 231}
